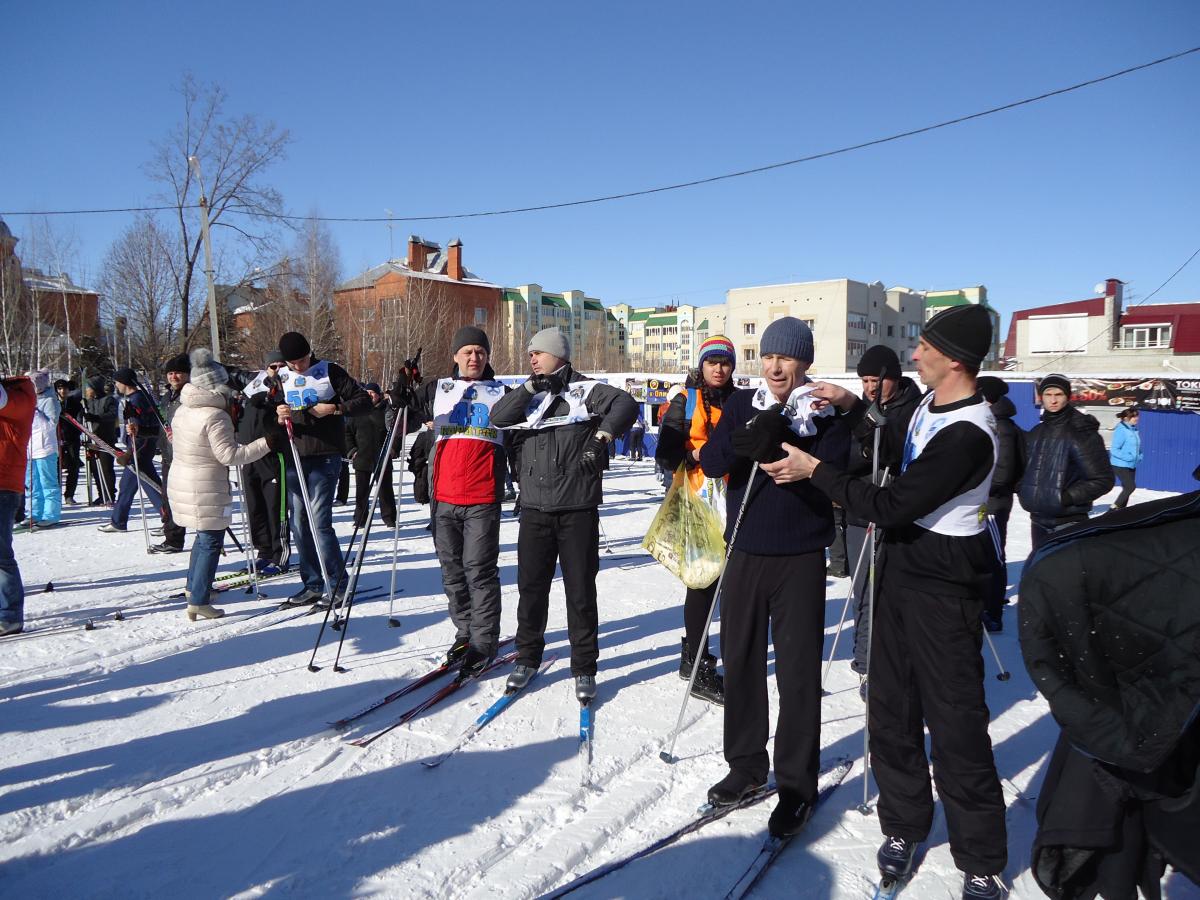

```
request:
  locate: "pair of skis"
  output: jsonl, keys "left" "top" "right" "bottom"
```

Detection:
{"left": 545, "top": 756, "right": 852, "bottom": 899}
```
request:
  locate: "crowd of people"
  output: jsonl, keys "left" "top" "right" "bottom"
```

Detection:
{"left": 1, "top": 309, "right": 1191, "bottom": 899}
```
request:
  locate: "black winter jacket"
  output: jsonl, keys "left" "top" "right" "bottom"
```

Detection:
{"left": 83, "top": 393, "right": 118, "bottom": 444}
{"left": 1018, "top": 405, "right": 1113, "bottom": 527}
{"left": 987, "top": 396, "right": 1025, "bottom": 515}
{"left": 843, "top": 376, "right": 923, "bottom": 526}
{"left": 59, "top": 391, "right": 84, "bottom": 443}
{"left": 158, "top": 388, "right": 184, "bottom": 463}
{"left": 346, "top": 403, "right": 394, "bottom": 473}
{"left": 490, "top": 365, "right": 638, "bottom": 512}
{"left": 1020, "top": 491, "right": 1200, "bottom": 898}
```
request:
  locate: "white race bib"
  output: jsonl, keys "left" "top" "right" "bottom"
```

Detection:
{"left": 750, "top": 382, "right": 833, "bottom": 437}
{"left": 277, "top": 360, "right": 336, "bottom": 410}
{"left": 507, "top": 380, "right": 603, "bottom": 430}
{"left": 431, "top": 378, "right": 505, "bottom": 445}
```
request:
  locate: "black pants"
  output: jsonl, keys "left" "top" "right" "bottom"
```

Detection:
{"left": 629, "top": 431, "right": 645, "bottom": 460}
{"left": 61, "top": 440, "right": 81, "bottom": 500}
{"left": 721, "top": 549, "right": 825, "bottom": 804}
{"left": 1112, "top": 466, "right": 1136, "bottom": 509}
{"left": 88, "top": 449, "right": 117, "bottom": 501}
{"left": 337, "top": 461, "right": 350, "bottom": 503}
{"left": 984, "top": 507, "right": 1010, "bottom": 620}
{"left": 160, "top": 460, "right": 186, "bottom": 549}
{"left": 353, "top": 462, "right": 396, "bottom": 527}
{"left": 847, "top": 522, "right": 872, "bottom": 674}
{"left": 869, "top": 581, "right": 1007, "bottom": 874}
{"left": 435, "top": 502, "right": 502, "bottom": 654}
{"left": 827, "top": 505, "right": 848, "bottom": 571}
{"left": 244, "top": 453, "right": 287, "bottom": 564}
{"left": 515, "top": 507, "right": 599, "bottom": 676}
{"left": 683, "top": 578, "right": 718, "bottom": 661}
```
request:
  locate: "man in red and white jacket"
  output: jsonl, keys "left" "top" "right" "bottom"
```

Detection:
{"left": 1, "top": 375, "right": 36, "bottom": 635}
{"left": 411, "top": 326, "right": 511, "bottom": 677}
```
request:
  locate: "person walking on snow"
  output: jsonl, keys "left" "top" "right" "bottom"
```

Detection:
{"left": 653, "top": 334, "right": 739, "bottom": 704}
{"left": 25, "top": 369, "right": 62, "bottom": 527}
{"left": 151, "top": 354, "right": 191, "bottom": 554}
{"left": 696, "top": 318, "right": 850, "bottom": 839}
{"left": 490, "top": 326, "right": 638, "bottom": 701}
{"left": 1109, "top": 407, "right": 1143, "bottom": 509}
{"left": 406, "top": 326, "right": 511, "bottom": 677}
{"left": 977, "top": 375, "right": 1024, "bottom": 633}
{"left": 98, "top": 368, "right": 164, "bottom": 534}
{"left": 168, "top": 349, "right": 281, "bottom": 620}
{"left": 769, "top": 304, "right": 1008, "bottom": 899}
{"left": 0, "top": 375, "right": 35, "bottom": 636}
{"left": 82, "top": 376, "right": 118, "bottom": 504}
{"left": 238, "top": 350, "right": 291, "bottom": 574}
{"left": 55, "top": 379, "right": 84, "bottom": 505}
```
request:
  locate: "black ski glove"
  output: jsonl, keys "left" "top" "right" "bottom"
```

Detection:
{"left": 388, "top": 371, "right": 413, "bottom": 410}
{"left": 578, "top": 434, "right": 609, "bottom": 475}
{"left": 528, "top": 373, "right": 566, "bottom": 395}
{"left": 731, "top": 404, "right": 793, "bottom": 463}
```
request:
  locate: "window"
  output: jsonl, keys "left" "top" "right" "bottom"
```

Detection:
{"left": 475, "top": 307, "right": 487, "bottom": 325}
{"left": 743, "top": 348, "right": 757, "bottom": 362}
{"left": 1120, "top": 324, "right": 1171, "bottom": 349}
{"left": 848, "top": 313, "right": 867, "bottom": 331}
{"left": 847, "top": 340, "right": 866, "bottom": 356}
{"left": 744, "top": 322, "right": 756, "bottom": 336}
{"left": 908, "top": 323, "right": 920, "bottom": 338}
{"left": 887, "top": 325, "right": 894, "bottom": 337}
{"left": 868, "top": 322, "right": 878, "bottom": 336}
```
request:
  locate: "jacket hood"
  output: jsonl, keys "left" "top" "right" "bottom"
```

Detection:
{"left": 181, "top": 381, "right": 229, "bottom": 410}
{"left": 990, "top": 395, "right": 1017, "bottom": 419}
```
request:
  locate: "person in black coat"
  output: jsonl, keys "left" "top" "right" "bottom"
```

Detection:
{"left": 977, "top": 376, "right": 1024, "bottom": 632}
{"left": 346, "top": 383, "right": 397, "bottom": 529}
{"left": 54, "top": 379, "right": 84, "bottom": 505}
{"left": 82, "top": 376, "right": 118, "bottom": 503}
{"left": 151, "top": 354, "right": 190, "bottom": 554}
{"left": 236, "top": 351, "right": 291, "bottom": 572}
{"left": 1018, "top": 374, "right": 1113, "bottom": 550}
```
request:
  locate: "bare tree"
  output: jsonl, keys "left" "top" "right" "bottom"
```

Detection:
{"left": 146, "top": 74, "right": 291, "bottom": 348}
{"left": 99, "top": 213, "right": 181, "bottom": 379}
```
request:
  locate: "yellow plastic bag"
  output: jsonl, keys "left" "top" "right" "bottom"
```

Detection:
{"left": 643, "top": 464, "right": 728, "bottom": 589}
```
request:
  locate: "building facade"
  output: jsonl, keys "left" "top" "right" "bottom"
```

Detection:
{"left": 610, "top": 302, "right": 727, "bottom": 372}
{"left": 496, "top": 285, "right": 626, "bottom": 374}
{"left": 1005, "top": 278, "right": 1200, "bottom": 373}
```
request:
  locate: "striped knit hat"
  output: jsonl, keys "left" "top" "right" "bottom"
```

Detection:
{"left": 697, "top": 334, "right": 736, "bottom": 371}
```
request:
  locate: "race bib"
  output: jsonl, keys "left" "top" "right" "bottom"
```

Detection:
{"left": 750, "top": 382, "right": 832, "bottom": 437}
{"left": 277, "top": 360, "right": 336, "bottom": 410}
{"left": 507, "top": 380, "right": 602, "bottom": 430}
{"left": 431, "top": 378, "right": 505, "bottom": 445}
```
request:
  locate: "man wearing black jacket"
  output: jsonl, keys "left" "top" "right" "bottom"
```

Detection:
{"left": 490, "top": 327, "right": 638, "bottom": 700}
{"left": 83, "top": 376, "right": 118, "bottom": 503}
{"left": 346, "top": 382, "right": 397, "bottom": 530}
{"left": 55, "top": 380, "right": 84, "bottom": 505}
{"left": 977, "top": 376, "right": 1023, "bottom": 631}
{"left": 238, "top": 350, "right": 290, "bottom": 573}
{"left": 99, "top": 368, "right": 164, "bottom": 534}
{"left": 697, "top": 316, "right": 850, "bottom": 839}
{"left": 773, "top": 305, "right": 1007, "bottom": 899}
{"left": 1018, "top": 374, "right": 1112, "bottom": 550}
{"left": 274, "top": 332, "right": 371, "bottom": 605}
{"left": 151, "top": 354, "right": 190, "bottom": 554}
{"left": 843, "top": 345, "right": 922, "bottom": 689}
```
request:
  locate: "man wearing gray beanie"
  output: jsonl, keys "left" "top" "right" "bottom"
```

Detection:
{"left": 490, "top": 326, "right": 638, "bottom": 702}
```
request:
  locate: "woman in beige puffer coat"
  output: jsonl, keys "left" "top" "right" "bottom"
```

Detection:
{"left": 169, "top": 349, "right": 280, "bottom": 620}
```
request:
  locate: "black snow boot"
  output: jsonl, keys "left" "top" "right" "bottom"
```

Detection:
{"left": 767, "top": 792, "right": 815, "bottom": 838}
{"left": 707, "top": 770, "right": 765, "bottom": 808}
{"left": 679, "top": 638, "right": 726, "bottom": 704}
{"left": 877, "top": 835, "right": 918, "bottom": 879}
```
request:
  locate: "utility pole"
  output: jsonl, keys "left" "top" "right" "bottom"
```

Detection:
{"left": 188, "top": 156, "right": 222, "bottom": 360}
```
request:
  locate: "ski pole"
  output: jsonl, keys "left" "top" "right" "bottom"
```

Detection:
{"left": 661, "top": 461, "right": 760, "bottom": 764}
{"left": 821, "top": 520, "right": 875, "bottom": 692}
{"left": 982, "top": 627, "right": 1011, "bottom": 681}
{"left": 129, "top": 437, "right": 152, "bottom": 554}
{"left": 598, "top": 514, "right": 612, "bottom": 555}
{"left": 857, "top": 430, "right": 886, "bottom": 815}
{"left": 326, "top": 405, "right": 409, "bottom": 672}
{"left": 340, "top": 411, "right": 400, "bottom": 571}
{"left": 233, "top": 465, "right": 259, "bottom": 597}
{"left": 386, "top": 408, "right": 409, "bottom": 628}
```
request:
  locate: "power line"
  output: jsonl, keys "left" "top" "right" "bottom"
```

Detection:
{"left": 4, "top": 46, "right": 1198, "bottom": 225}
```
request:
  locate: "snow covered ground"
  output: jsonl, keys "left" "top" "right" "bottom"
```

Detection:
{"left": 2, "top": 464, "right": 1195, "bottom": 899}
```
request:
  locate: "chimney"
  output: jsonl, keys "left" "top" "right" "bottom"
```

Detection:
{"left": 407, "top": 235, "right": 426, "bottom": 272}
{"left": 1104, "top": 278, "right": 1125, "bottom": 350}
{"left": 447, "top": 238, "right": 464, "bottom": 281}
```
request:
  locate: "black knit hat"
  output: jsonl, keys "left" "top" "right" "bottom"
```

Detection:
{"left": 164, "top": 353, "right": 191, "bottom": 374}
{"left": 87, "top": 376, "right": 106, "bottom": 394}
{"left": 976, "top": 375, "right": 1009, "bottom": 404}
{"left": 278, "top": 331, "right": 312, "bottom": 361}
{"left": 53, "top": 378, "right": 72, "bottom": 391}
{"left": 1038, "top": 373, "right": 1072, "bottom": 398}
{"left": 921, "top": 305, "right": 992, "bottom": 368}
{"left": 112, "top": 367, "right": 138, "bottom": 388}
{"left": 856, "top": 344, "right": 901, "bottom": 380}
{"left": 451, "top": 325, "right": 490, "bottom": 355}
{"left": 363, "top": 382, "right": 382, "bottom": 395}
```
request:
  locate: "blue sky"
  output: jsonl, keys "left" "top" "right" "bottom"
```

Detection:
{"left": 4, "top": 0, "right": 1199, "bottom": 330}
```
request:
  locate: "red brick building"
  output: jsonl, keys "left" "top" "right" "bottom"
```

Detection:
{"left": 333, "top": 236, "right": 501, "bottom": 379}
{"left": 1, "top": 216, "right": 100, "bottom": 341}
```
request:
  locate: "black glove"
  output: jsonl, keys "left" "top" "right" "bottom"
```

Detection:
{"left": 529, "top": 373, "right": 565, "bottom": 395}
{"left": 388, "top": 371, "right": 413, "bottom": 410}
{"left": 731, "top": 404, "right": 793, "bottom": 463}
{"left": 578, "top": 434, "right": 609, "bottom": 475}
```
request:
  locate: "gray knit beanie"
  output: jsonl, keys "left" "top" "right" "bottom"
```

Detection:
{"left": 189, "top": 348, "right": 229, "bottom": 392}
{"left": 759, "top": 317, "right": 815, "bottom": 363}
{"left": 528, "top": 327, "right": 571, "bottom": 362}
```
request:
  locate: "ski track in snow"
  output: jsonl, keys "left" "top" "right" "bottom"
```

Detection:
{"left": 0, "top": 465, "right": 1185, "bottom": 898}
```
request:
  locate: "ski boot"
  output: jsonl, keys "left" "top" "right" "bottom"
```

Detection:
{"left": 707, "top": 770, "right": 766, "bottom": 808}
{"left": 962, "top": 874, "right": 1004, "bottom": 899}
